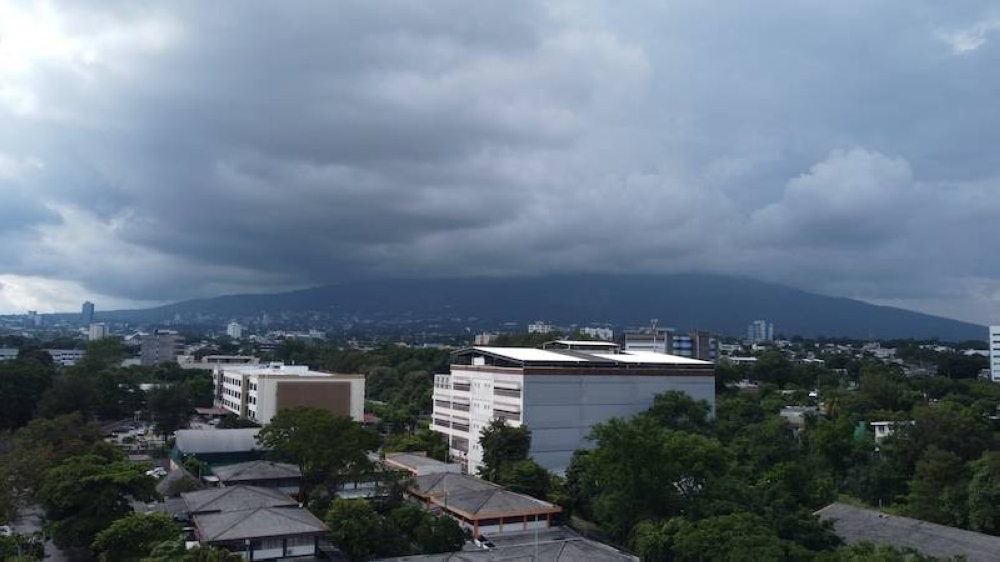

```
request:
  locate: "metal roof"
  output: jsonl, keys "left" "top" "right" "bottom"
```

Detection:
{"left": 816, "top": 502, "right": 1000, "bottom": 562}
{"left": 413, "top": 473, "right": 560, "bottom": 519}
{"left": 375, "top": 528, "right": 636, "bottom": 561}
{"left": 174, "top": 429, "right": 262, "bottom": 454}
{"left": 458, "top": 347, "right": 712, "bottom": 367}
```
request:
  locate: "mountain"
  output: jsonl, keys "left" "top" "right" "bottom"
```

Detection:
{"left": 91, "top": 274, "right": 985, "bottom": 341}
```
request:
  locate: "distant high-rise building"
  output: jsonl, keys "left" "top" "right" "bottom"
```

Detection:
{"left": 81, "top": 301, "right": 95, "bottom": 325}
{"left": 88, "top": 323, "right": 109, "bottom": 341}
{"left": 226, "top": 322, "right": 243, "bottom": 340}
{"left": 747, "top": 320, "right": 774, "bottom": 343}
{"left": 672, "top": 330, "right": 717, "bottom": 362}
{"left": 141, "top": 330, "right": 181, "bottom": 366}
{"left": 26, "top": 310, "right": 41, "bottom": 328}
{"left": 990, "top": 326, "right": 1000, "bottom": 383}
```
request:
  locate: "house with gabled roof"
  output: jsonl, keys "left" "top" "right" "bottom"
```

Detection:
{"left": 408, "top": 472, "right": 561, "bottom": 538}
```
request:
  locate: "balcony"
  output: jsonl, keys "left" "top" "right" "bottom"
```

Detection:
{"left": 452, "top": 383, "right": 471, "bottom": 392}
{"left": 434, "top": 399, "right": 451, "bottom": 410}
{"left": 432, "top": 418, "right": 450, "bottom": 429}
{"left": 451, "top": 401, "right": 470, "bottom": 412}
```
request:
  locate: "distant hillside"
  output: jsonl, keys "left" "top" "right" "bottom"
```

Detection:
{"left": 90, "top": 274, "right": 986, "bottom": 341}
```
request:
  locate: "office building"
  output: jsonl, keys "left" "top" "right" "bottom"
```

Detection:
{"left": 747, "top": 320, "right": 774, "bottom": 343}
{"left": 671, "top": 330, "right": 717, "bottom": 361}
{"left": 988, "top": 326, "right": 1000, "bottom": 380}
{"left": 141, "top": 330, "right": 182, "bottom": 366}
{"left": 213, "top": 362, "right": 365, "bottom": 424}
{"left": 527, "top": 321, "right": 554, "bottom": 334}
{"left": 432, "top": 346, "right": 714, "bottom": 474}
{"left": 88, "top": 322, "right": 109, "bottom": 341}
{"left": 226, "top": 321, "right": 243, "bottom": 340}
{"left": 81, "top": 301, "right": 94, "bottom": 325}
{"left": 622, "top": 328, "right": 674, "bottom": 354}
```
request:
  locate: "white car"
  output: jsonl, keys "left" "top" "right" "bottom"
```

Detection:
{"left": 145, "top": 467, "right": 168, "bottom": 478}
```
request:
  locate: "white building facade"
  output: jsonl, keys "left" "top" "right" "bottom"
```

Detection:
{"left": 226, "top": 322, "right": 243, "bottom": 340}
{"left": 990, "top": 326, "right": 1000, "bottom": 383}
{"left": 88, "top": 323, "right": 109, "bottom": 341}
{"left": 432, "top": 346, "right": 715, "bottom": 474}
{"left": 213, "top": 363, "right": 364, "bottom": 424}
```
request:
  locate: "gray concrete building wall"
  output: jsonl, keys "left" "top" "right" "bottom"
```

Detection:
{"left": 522, "top": 374, "right": 715, "bottom": 472}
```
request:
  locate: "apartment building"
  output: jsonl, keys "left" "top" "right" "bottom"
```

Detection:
{"left": 432, "top": 346, "right": 715, "bottom": 474}
{"left": 213, "top": 363, "right": 364, "bottom": 424}
{"left": 141, "top": 329, "right": 182, "bottom": 366}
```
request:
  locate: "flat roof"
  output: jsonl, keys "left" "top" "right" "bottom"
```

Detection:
{"left": 384, "top": 453, "right": 458, "bottom": 470}
{"left": 458, "top": 347, "right": 712, "bottom": 367}
{"left": 546, "top": 340, "right": 617, "bottom": 347}
{"left": 816, "top": 502, "right": 1000, "bottom": 562}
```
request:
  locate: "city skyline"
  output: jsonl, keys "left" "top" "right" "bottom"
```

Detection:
{"left": 2, "top": 2, "right": 1000, "bottom": 324}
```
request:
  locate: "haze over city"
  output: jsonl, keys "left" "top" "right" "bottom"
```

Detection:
{"left": 2, "top": 1, "right": 1000, "bottom": 324}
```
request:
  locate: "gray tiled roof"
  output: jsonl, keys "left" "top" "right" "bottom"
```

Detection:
{"left": 175, "top": 429, "right": 262, "bottom": 454}
{"left": 385, "top": 453, "right": 455, "bottom": 470}
{"left": 196, "top": 506, "right": 328, "bottom": 542}
{"left": 211, "top": 460, "right": 301, "bottom": 482}
{"left": 816, "top": 502, "right": 1000, "bottom": 562}
{"left": 414, "top": 473, "right": 559, "bottom": 518}
{"left": 182, "top": 485, "right": 296, "bottom": 514}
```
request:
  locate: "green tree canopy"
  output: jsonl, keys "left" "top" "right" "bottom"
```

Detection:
{"left": 478, "top": 418, "right": 531, "bottom": 482}
{"left": 257, "top": 407, "right": 380, "bottom": 502}
{"left": 37, "top": 454, "right": 158, "bottom": 549}
{"left": 325, "top": 498, "right": 386, "bottom": 562}
{"left": 93, "top": 513, "right": 181, "bottom": 562}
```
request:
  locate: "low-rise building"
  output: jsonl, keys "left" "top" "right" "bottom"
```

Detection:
{"left": 817, "top": 502, "right": 1000, "bottom": 562}
{"left": 383, "top": 453, "right": 462, "bottom": 477}
{"left": 376, "top": 528, "right": 637, "bottom": 562}
{"left": 0, "top": 348, "right": 18, "bottom": 361}
{"left": 171, "top": 428, "right": 265, "bottom": 470}
{"left": 408, "top": 472, "right": 561, "bottom": 538}
{"left": 45, "top": 348, "right": 86, "bottom": 366}
{"left": 182, "top": 486, "right": 328, "bottom": 560}
{"left": 208, "top": 460, "right": 301, "bottom": 497}
{"left": 88, "top": 322, "right": 109, "bottom": 341}
{"left": 213, "top": 362, "right": 364, "bottom": 425}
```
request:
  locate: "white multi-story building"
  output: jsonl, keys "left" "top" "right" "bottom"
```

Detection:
{"left": 213, "top": 363, "right": 365, "bottom": 425}
{"left": 88, "top": 323, "right": 109, "bottom": 341}
{"left": 747, "top": 320, "right": 774, "bottom": 343}
{"left": 0, "top": 348, "right": 19, "bottom": 361}
{"left": 45, "top": 349, "right": 86, "bottom": 367}
{"left": 226, "top": 322, "right": 243, "bottom": 340}
{"left": 990, "top": 326, "right": 1000, "bottom": 383}
{"left": 527, "top": 321, "right": 554, "bottom": 334}
{"left": 432, "top": 346, "right": 715, "bottom": 475}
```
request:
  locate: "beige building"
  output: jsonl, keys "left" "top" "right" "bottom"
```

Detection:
{"left": 213, "top": 362, "right": 364, "bottom": 424}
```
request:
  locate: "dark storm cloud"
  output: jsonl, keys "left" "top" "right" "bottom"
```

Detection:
{"left": 2, "top": 0, "right": 1000, "bottom": 321}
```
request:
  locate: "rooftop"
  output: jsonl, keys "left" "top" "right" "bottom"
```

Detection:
{"left": 211, "top": 460, "right": 302, "bottom": 483}
{"left": 457, "top": 346, "right": 712, "bottom": 367}
{"left": 376, "top": 528, "right": 636, "bottom": 561}
{"left": 182, "top": 485, "right": 296, "bottom": 514}
{"left": 196, "top": 506, "right": 328, "bottom": 542}
{"left": 816, "top": 502, "right": 1000, "bottom": 562}
{"left": 413, "top": 473, "right": 560, "bottom": 519}
{"left": 175, "top": 428, "right": 262, "bottom": 454}
{"left": 384, "top": 453, "right": 461, "bottom": 475}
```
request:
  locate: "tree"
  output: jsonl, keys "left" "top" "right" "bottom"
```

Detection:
{"left": 76, "top": 338, "right": 128, "bottom": 374}
{"left": 94, "top": 369, "right": 144, "bottom": 420}
{"left": 968, "top": 451, "right": 1000, "bottom": 534}
{"left": 37, "top": 454, "right": 158, "bottom": 549}
{"left": 143, "top": 538, "right": 246, "bottom": 562}
{"left": 325, "top": 498, "right": 386, "bottom": 562}
{"left": 0, "top": 358, "right": 55, "bottom": 429}
{"left": 257, "top": 407, "right": 379, "bottom": 502}
{"left": 0, "top": 531, "right": 45, "bottom": 561}
{"left": 216, "top": 414, "right": 260, "bottom": 429}
{"left": 414, "top": 514, "right": 466, "bottom": 554}
{"left": 36, "top": 373, "right": 97, "bottom": 420}
{"left": 147, "top": 384, "right": 192, "bottom": 437}
{"left": 906, "top": 446, "right": 967, "bottom": 525}
{"left": 93, "top": 513, "right": 181, "bottom": 562}
{"left": 384, "top": 428, "right": 448, "bottom": 462}
{"left": 496, "top": 459, "right": 551, "bottom": 499}
{"left": 644, "top": 390, "right": 712, "bottom": 434}
{"left": 478, "top": 418, "right": 531, "bottom": 482}
{"left": 634, "top": 513, "right": 811, "bottom": 562}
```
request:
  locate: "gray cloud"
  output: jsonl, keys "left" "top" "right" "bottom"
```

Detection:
{"left": 1, "top": 0, "right": 1000, "bottom": 323}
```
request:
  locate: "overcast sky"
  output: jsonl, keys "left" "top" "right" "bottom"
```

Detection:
{"left": 1, "top": 1, "right": 999, "bottom": 324}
